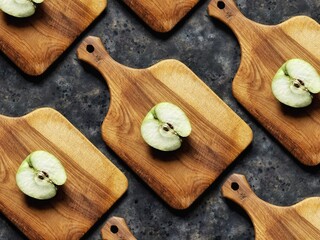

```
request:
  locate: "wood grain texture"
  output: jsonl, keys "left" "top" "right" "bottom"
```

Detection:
{"left": 101, "top": 216, "right": 136, "bottom": 240}
{"left": 0, "top": 0, "right": 107, "bottom": 76}
{"left": 208, "top": 0, "right": 320, "bottom": 166}
{"left": 77, "top": 36, "right": 253, "bottom": 209}
{"left": 222, "top": 174, "right": 320, "bottom": 239}
{"left": 0, "top": 108, "right": 128, "bottom": 239}
{"left": 122, "top": 0, "right": 200, "bottom": 32}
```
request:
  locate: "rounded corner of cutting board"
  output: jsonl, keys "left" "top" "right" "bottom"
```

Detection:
{"left": 164, "top": 190, "right": 199, "bottom": 210}
{"left": 148, "top": 20, "right": 176, "bottom": 33}
{"left": 170, "top": 200, "right": 193, "bottom": 210}
{"left": 104, "top": 0, "right": 109, "bottom": 9}
{"left": 96, "top": 0, "right": 108, "bottom": 14}
{"left": 123, "top": 0, "right": 200, "bottom": 33}
{"left": 243, "top": 124, "right": 254, "bottom": 146}
{"left": 19, "top": 64, "right": 47, "bottom": 77}
{"left": 117, "top": 171, "right": 129, "bottom": 195}
{"left": 154, "top": 26, "right": 172, "bottom": 33}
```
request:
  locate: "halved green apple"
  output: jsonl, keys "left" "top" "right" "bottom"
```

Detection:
{"left": 141, "top": 102, "right": 192, "bottom": 151}
{"left": 16, "top": 150, "right": 67, "bottom": 200}
{"left": 272, "top": 59, "right": 320, "bottom": 108}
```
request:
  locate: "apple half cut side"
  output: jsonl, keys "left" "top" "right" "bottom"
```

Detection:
{"left": 271, "top": 59, "right": 320, "bottom": 108}
{"left": 0, "top": 0, "right": 44, "bottom": 18}
{"left": 141, "top": 102, "right": 192, "bottom": 151}
{"left": 16, "top": 150, "right": 67, "bottom": 200}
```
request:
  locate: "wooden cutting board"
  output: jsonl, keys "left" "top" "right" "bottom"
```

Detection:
{"left": 77, "top": 36, "right": 253, "bottom": 209}
{"left": 0, "top": 108, "right": 128, "bottom": 240}
{"left": 222, "top": 174, "right": 320, "bottom": 239}
{"left": 121, "top": 0, "right": 200, "bottom": 32}
{"left": 208, "top": 0, "right": 320, "bottom": 166}
{"left": 0, "top": 0, "right": 107, "bottom": 76}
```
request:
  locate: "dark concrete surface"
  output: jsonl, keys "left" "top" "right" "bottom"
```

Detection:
{"left": 1, "top": 0, "right": 319, "bottom": 239}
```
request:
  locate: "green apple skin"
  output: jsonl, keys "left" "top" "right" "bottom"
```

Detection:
{"left": 16, "top": 150, "right": 67, "bottom": 200}
{"left": 272, "top": 59, "right": 320, "bottom": 108}
{"left": 141, "top": 102, "right": 192, "bottom": 151}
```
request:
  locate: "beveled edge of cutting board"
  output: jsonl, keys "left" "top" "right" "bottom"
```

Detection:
{"left": 0, "top": 0, "right": 108, "bottom": 76}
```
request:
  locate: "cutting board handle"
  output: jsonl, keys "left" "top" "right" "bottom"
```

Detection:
{"left": 101, "top": 216, "right": 137, "bottom": 240}
{"left": 221, "top": 174, "right": 266, "bottom": 212}
{"left": 77, "top": 36, "right": 110, "bottom": 66}
{"left": 208, "top": 0, "right": 255, "bottom": 35}
{"left": 77, "top": 36, "right": 129, "bottom": 91}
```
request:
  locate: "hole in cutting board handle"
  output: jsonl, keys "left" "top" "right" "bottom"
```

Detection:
{"left": 217, "top": 1, "right": 225, "bottom": 9}
{"left": 110, "top": 225, "right": 119, "bottom": 234}
{"left": 231, "top": 182, "right": 239, "bottom": 191}
{"left": 86, "top": 44, "right": 95, "bottom": 53}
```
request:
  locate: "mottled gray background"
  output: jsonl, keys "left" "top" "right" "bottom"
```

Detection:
{"left": 0, "top": 0, "right": 319, "bottom": 239}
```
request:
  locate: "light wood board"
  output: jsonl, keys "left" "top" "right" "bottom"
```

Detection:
{"left": 0, "top": 0, "right": 107, "bottom": 76}
{"left": 222, "top": 174, "right": 320, "bottom": 239}
{"left": 208, "top": 0, "right": 320, "bottom": 166}
{"left": 0, "top": 108, "right": 128, "bottom": 239}
{"left": 122, "top": 0, "right": 200, "bottom": 32}
{"left": 77, "top": 36, "right": 253, "bottom": 209}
